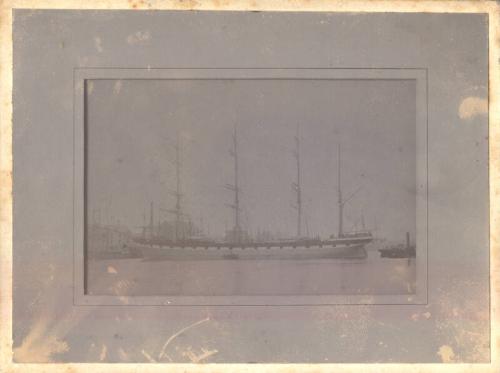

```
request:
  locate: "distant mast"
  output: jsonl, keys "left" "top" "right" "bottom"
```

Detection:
{"left": 149, "top": 201, "right": 154, "bottom": 239}
{"left": 173, "top": 131, "right": 183, "bottom": 240}
{"left": 162, "top": 131, "right": 184, "bottom": 241}
{"left": 142, "top": 209, "right": 146, "bottom": 239}
{"left": 292, "top": 125, "right": 302, "bottom": 237}
{"left": 233, "top": 124, "right": 240, "bottom": 232}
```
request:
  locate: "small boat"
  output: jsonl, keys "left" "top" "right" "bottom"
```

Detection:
{"left": 378, "top": 232, "right": 416, "bottom": 258}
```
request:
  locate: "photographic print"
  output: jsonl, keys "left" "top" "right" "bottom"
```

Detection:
{"left": 84, "top": 75, "right": 421, "bottom": 298}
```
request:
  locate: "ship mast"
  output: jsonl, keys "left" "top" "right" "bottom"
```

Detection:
{"left": 336, "top": 143, "right": 362, "bottom": 238}
{"left": 233, "top": 124, "right": 240, "bottom": 232}
{"left": 292, "top": 125, "right": 302, "bottom": 237}
{"left": 225, "top": 123, "right": 241, "bottom": 242}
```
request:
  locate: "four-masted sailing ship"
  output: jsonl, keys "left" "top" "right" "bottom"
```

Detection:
{"left": 133, "top": 126, "right": 373, "bottom": 260}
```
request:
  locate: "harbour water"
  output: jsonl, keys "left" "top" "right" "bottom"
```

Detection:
{"left": 86, "top": 245, "right": 416, "bottom": 296}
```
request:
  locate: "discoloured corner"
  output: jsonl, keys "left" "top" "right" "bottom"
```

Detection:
{"left": 14, "top": 330, "right": 69, "bottom": 363}
{"left": 437, "top": 345, "right": 455, "bottom": 363}
{"left": 459, "top": 96, "right": 488, "bottom": 120}
{"left": 11, "top": 258, "right": 95, "bottom": 363}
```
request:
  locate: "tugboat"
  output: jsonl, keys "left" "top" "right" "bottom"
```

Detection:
{"left": 379, "top": 232, "right": 416, "bottom": 258}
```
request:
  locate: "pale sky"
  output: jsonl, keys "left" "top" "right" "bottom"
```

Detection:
{"left": 86, "top": 78, "right": 416, "bottom": 241}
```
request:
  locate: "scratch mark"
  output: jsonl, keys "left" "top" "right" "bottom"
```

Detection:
{"left": 113, "top": 80, "right": 122, "bottom": 95}
{"left": 158, "top": 317, "right": 210, "bottom": 360}
{"left": 99, "top": 344, "right": 107, "bottom": 361}
{"left": 126, "top": 30, "right": 151, "bottom": 45}
{"left": 182, "top": 346, "right": 218, "bottom": 363}
{"left": 94, "top": 37, "right": 103, "bottom": 53}
{"left": 141, "top": 349, "right": 157, "bottom": 363}
{"left": 118, "top": 347, "right": 128, "bottom": 361}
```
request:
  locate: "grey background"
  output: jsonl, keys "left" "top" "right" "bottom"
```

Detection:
{"left": 86, "top": 78, "right": 416, "bottom": 241}
{"left": 13, "top": 10, "right": 489, "bottom": 363}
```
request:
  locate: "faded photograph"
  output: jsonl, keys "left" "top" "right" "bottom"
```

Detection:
{"left": 11, "top": 9, "right": 490, "bottom": 364}
{"left": 85, "top": 78, "right": 417, "bottom": 296}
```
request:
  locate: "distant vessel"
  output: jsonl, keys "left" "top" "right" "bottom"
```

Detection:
{"left": 134, "top": 126, "right": 373, "bottom": 260}
{"left": 379, "top": 232, "right": 416, "bottom": 258}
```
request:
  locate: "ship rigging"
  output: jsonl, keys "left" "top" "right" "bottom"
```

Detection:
{"left": 133, "top": 125, "right": 373, "bottom": 259}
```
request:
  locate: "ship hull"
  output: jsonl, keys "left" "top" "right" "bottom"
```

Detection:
{"left": 132, "top": 243, "right": 368, "bottom": 261}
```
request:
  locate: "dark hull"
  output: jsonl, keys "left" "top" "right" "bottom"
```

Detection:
{"left": 133, "top": 236, "right": 372, "bottom": 249}
{"left": 379, "top": 248, "right": 416, "bottom": 258}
